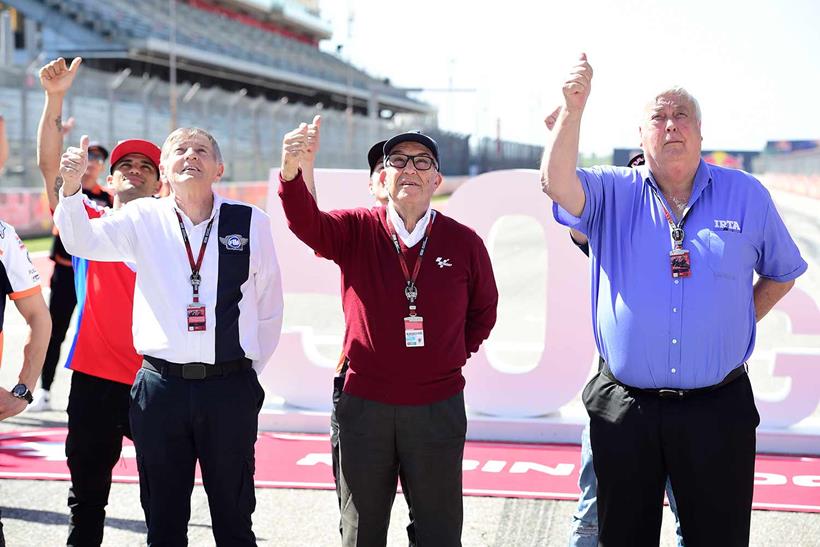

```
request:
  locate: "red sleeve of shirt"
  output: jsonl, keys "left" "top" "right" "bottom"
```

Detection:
{"left": 84, "top": 203, "right": 103, "bottom": 219}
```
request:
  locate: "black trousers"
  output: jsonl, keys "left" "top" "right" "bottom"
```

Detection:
{"left": 337, "top": 391, "right": 466, "bottom": 547}
{"left": 331, "top": 368, "right": 416, "bottom": 545}
{"left": 42, "top": 263, "right": 77, "bottom": 391}
{"left": 129, "top": 363, "right": 265, "bottom": 547}
{"left": 583, "top": 369, "right": 759, "bottom": 547}
{"left": 66, "top": 371, "right": 133, "bottom": 547}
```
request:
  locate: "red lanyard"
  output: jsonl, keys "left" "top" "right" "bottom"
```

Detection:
{"left": 650, "top": 187, "right": 691, "bottom": 249}
{"left": 386, "top": 211, "right": 435, "bottom": 308}
{"left": 175, "top": 210, "right": 215, "bottom": 303}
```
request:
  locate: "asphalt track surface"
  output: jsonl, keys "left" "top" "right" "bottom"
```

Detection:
{"left": 1, "top": 188, "right": 819, "bottom": 546}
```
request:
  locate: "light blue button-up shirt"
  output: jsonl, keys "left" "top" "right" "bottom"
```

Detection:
{"left": 554, "top": 159, "right": 807, "bottom": 389}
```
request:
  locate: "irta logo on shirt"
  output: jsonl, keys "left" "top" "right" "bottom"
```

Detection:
{"left": 713, "top": 219, "right": 741, "bottom": 232}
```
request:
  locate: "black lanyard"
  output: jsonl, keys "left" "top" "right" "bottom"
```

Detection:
{"left": 175, "top": 210, "right": 215, "bottom": 303}
{"left": 385, "top": 211, "right": 435, "bottom": 314}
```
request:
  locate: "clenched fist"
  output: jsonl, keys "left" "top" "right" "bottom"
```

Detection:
{"left": 39, "top": 57, "right": 82, "bottom": 96}
{"left": 562, "top": 53, "right": 593, "bottom": 114}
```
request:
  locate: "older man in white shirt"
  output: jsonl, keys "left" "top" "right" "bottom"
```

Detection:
{"left": 54, "top": 129, "right": 283, "bottom": 546}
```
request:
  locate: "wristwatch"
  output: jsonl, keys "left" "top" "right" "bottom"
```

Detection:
{"left": 11, "top": 383, "right": 33, "bottom": 404}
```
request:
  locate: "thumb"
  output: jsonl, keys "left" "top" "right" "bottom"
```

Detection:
{"left": 80, "top": 135, "right": 89, "bottom": 153}
{"left": 579, "top": 52, "right": 587, "bottom": 62}
{"left": 312, "top": 114, "right": 322, "bottom": 128}
{"left": 68, "top": 57, "right": 83, "bottom": 73}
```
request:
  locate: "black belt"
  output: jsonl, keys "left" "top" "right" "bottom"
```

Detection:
{"left": 602, "top": 362, "right": 747, "bottom": 399}
{"left": 143, "top": 355, "right": 252, "bottom": 380}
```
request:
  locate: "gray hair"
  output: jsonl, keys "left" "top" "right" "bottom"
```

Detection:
{"left": 647, "top": 86, "right": 702, "bottom": 124}
{"left": 161, "top": 127, "right": 223, "bottom": 164}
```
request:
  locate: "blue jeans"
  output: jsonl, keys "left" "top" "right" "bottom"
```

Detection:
{"left": 569, "top": 424, "right": 684, "bottom": 547}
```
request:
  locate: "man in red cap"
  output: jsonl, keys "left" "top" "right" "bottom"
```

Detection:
{"left": 33, "top": 57, "right": 114, "bottom": 411}
{"left": 38, "top": 58, "right": 165, "bottom": 545}
{"left": 37, "top": 51, "right": 165, "bottom": 547}
{"left": 68, "top": 137, "right": 162, "bottom": 547}
{"left": 65, "top": 137, "right": 162, "bottom": 547}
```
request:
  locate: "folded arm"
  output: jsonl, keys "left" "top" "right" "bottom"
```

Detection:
{"left": 465, "top": 238, "right": 499, "bottom": 356}
{"left": 753, "top": 278, "right": 794, "bottom": 322}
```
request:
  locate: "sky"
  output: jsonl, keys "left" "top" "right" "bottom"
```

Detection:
{"left": 318, "top": 0, "right": 820, "bottom": 154}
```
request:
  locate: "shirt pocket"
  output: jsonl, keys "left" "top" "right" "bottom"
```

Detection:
{"left": 704, "top": 229, "right": 746, "bottom": 279}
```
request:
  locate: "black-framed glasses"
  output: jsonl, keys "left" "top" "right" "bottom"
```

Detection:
{"left": 385, "top": 153, "right": 437, "bottom": 171}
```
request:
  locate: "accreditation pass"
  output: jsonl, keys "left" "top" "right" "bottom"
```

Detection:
{"left": 404, "top": 316, "right": 425, "bottom": 348}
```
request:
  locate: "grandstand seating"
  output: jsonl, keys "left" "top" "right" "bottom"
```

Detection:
{"left": 28, "top": 0, "right": 407, "bottom": 100}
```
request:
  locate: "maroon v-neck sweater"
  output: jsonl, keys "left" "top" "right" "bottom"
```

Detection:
{"left": 279, "top": 172, "right": 498, "bottom": 405}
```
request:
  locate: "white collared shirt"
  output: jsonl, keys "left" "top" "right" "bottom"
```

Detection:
{"left": 54, "top": 188, "right": 283, "bottom": 372}
{"left": 387, "top": 202, "right": 433, "bottom": 247}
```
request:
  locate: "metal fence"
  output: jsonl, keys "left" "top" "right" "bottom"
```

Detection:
{"left": 0, "top": 63, "right": 438, "bottom": 187}
{"left": 473, "top": 136, "right": 544, "bottom": 174}
{"left": 753, "top": 149, "right": 820, "bottom": 175}
{"left": 0, "top": 62, "right": 554, "bottom": 188}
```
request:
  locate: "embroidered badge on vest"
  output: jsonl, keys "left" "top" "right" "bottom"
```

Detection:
{"left": 219, "top": 234, "right": 249, "bottom": 251}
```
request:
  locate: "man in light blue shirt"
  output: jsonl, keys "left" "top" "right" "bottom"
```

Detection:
{"left": 541, "top": 54, "right": 807, "bottom": 547}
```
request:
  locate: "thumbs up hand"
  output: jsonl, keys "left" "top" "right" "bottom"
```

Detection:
{"left": 281, "top": 123, "right": 309, "bottom": 181}
{"left": 39, "top": 57, "right": 83, "bottom": 96}
{"left": 59, "top": 134, "right": 89, "bottom": 196}
{"left": 562, "top": 53, "right": 593, "bottom": 114}
{"left": 304, "top": 115, "right": 322, "bottom": 164}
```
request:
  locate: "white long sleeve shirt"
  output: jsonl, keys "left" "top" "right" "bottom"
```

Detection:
{"left": 54, "top": 188, "right": 283, "bottom": 372}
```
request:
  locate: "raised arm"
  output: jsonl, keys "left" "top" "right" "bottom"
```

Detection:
{"left": 37, "top": 57, "right": 82, "bottom": 210}
{"left": 539, "top": 53, "right": 593, "bottom": 217}
{"left": 545, "top": 106, "right": 591, "bottom": 251}
{"left": 278, "top": 121, "right": 354, "bottom": 261}
{"left": 54, "top": 135, "right": 137, "bottom": 262}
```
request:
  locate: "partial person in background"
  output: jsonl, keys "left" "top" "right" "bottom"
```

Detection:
{"left": 0, "top": 218, "right": 52, "bottom": 547}
{"left": 31, "top": 57, "right": 112, "bottom": 411}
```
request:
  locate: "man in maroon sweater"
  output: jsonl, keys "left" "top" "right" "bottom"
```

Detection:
{"left": 279, "top": 125, "right": 498, "bottom": 546}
